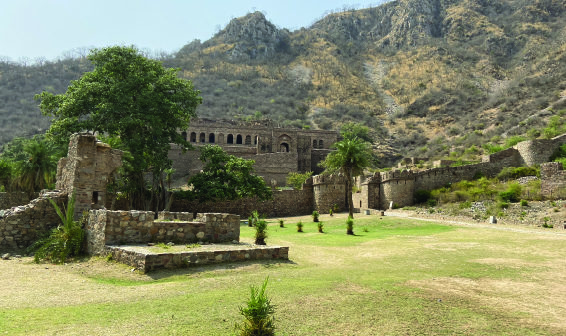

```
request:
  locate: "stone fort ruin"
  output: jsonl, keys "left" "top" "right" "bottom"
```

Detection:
{"left": 169, "top": 118, "right": 339, "bottom": 186}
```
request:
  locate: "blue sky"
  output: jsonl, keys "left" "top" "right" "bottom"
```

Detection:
{"left": 0, "top": 0, "right": 390, "bottom": 62}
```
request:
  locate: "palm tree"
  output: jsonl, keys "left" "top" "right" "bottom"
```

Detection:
{"left": 320, "top": 137, "right": 372, "bottom": 219}
{"left": 15, "top": 140, "right": 58, "bottom": 195}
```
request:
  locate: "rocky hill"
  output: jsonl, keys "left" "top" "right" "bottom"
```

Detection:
{"left": 2, "top": 0, "right": 566, "bottom": 165}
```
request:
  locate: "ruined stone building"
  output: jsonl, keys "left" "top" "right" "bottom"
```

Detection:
{"left": 169, "top": 118, "right": 340, "bottom": 186}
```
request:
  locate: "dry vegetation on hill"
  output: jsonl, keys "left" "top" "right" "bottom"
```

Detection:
{"left": 1, "top": 0, "right": 566, "bottom": 165}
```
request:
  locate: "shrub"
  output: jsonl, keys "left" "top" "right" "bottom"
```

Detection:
{"left": 296, "top": 221, "right": 303, "bottom": 232}
{"left": 504, "top": 135, "right": 526, "bottom": 148}
{"left": 235, "top": 277, "right": 276, "bottom": 336}
{"left": 29, "top": 193, "right": 84, "bottom": 264}
{"left": 312, "top": 210, "right": 319, "bottom": 222}
{"left": 414, "top": 190, "right": 432, "bottom": 204}
{"left": 520, "top": 199, "right": 528, "bottom": 207}
{"left": 497, "top": 167, "right": 539, "bottom": 180}
{"left": 278, "top": 219, "right": 284, "bottom": 228}
{"left": 254, "top": 220, "right": 268, "bottom": 245}
{"left": 427, "top": 199, "right": 438, "bottom": 207}
{"left": 499, "top": 183, "right": 522, "bottom": 203}
{"left": 346, "top": 216, "right": 354, "bottom": 235}
{"left": 329, "top": 209, "right": 333, "bottom": 216}
{"left": 286, "top": 171, "right": 313, "bottom": 189}
{"left": 317, "top": 221, "right": 324, "bottom": 233}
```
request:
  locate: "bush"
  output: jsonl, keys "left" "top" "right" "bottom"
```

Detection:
{"left": 499, "top": 183, "right": 522, "bottom": 203}
{"left": 520, "top": 199, "right": 528, "bottom": 207}
{"left": 235, "top": 277, "right": 276, "bottom": 336}
{"left": 497, "top": 167, "right": 539, "bottom": 181}
{"left": 254, "top": 220, "right": 268, "bottom": 245}
{"left": 29, "top": 193, "right": 84, "bottom": 264}
{"left": 414, "top": 190, "right": 432, "bottom": 204}
{"left": 346, "top": 216, "right": 354, "bottom": 235}
{"left": 278, "top": 219, "right": 284, "bottom": 228}
{"left": 296, "top": 221, "right": 303, "bottom": 232}
{"left": 286, "top": 171, "right": 313, "bottom": 189}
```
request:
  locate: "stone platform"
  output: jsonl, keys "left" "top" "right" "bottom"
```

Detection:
{"left": 106, "top": 242, "right": 289, "bottom": 273}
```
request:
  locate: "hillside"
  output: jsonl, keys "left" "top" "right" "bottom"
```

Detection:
{"left": 1, "top": 0, "right": 566, "bottom": 165}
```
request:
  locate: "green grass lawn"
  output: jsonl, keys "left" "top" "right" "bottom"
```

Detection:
{"left": 1, "top": 213, "right": 564, "bottom": 335}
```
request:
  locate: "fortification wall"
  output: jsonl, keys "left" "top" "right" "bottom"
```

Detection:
{"left": 541, "top": 162, "right": 566, "bottom": 198}
{"left": 170, "top": 187, "right": 314, "bottom": 218}
{"left": 252, "top": 152, "right": 298, "bottom": 186}
{"left": 0, "top": 191, "right": 67, "bottom": 252}
{"left": 515, "top": 134, "right": 566, "bottom": 166}
{"left": 312, "top": 174, "right": 346, "bottom": 213}
{"left": 0, "top": 192, "right": 37, "bottom": 210}
{"left": 86, "top": 210, "right": 240, "bottom": 255}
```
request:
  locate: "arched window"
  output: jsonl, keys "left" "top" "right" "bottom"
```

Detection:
{"left": 181, "top": 132, "right": 187, "bottom": 141}
{"left": 313, "top": 140, "right": 318, "bottom": 149}
{"left": 209, "top": 133, "right": 215, "bottom": 143}
{"left": 319, "top": 140, "right": 324, "bottom": 148}
{"left": 200, "top": 133, "right": 206, "bottom": 143}
{"left": 245, "top": 135, "right": 251, "bottom": 145}
{"left": 227, "top": 134, "right": 234, "bottom": 144}
{"left": 280, "top": 142, "right": 289, "bottom": 152}
{"left": 236, "top": 134, "right": 243, "bottom": 144}
{"left": 190, "top": 132, "right": 197, "bottom": 143}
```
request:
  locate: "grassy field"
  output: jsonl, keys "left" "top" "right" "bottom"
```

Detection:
{"left": 1, "top": 213, "right": 565, "bottom": 335}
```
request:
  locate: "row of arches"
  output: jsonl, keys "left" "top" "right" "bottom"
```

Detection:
{"left": 181, "top": 132, "right": 258, "bottom": 146}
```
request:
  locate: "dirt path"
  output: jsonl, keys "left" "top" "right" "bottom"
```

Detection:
{"left": 384, "top": 210, "right": 566, "bottom": 237}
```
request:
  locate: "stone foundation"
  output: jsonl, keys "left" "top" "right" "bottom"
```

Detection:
{"left": 106, "top": 244, "right": 289, "bottom": 273}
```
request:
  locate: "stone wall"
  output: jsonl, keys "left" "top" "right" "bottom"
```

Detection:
{"left": 170, "top": 186, "right": 314, "bottom": 218}
{"left": 541, "top": 162, "right": 566, "bottom": 198}
{"left": 0, "top": 191, "right": 67, "bottom": 252}
{"left": 86, "top": 210, "right": 240, "bottom": 255}
{"left": 0, "top": 192, "right": 37, "bottom": 210}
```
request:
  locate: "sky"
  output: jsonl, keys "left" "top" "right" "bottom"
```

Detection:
{"left": 0, "top": 0, "right": 390, "bottom": 62}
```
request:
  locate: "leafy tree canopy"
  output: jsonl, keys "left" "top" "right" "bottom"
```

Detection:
{"left": 286, "top": 171, "right": 313, "bottom": 189}
{"left": 188, "top": 145, "right": 272, "bottom": 202}
{"left": 340, "top": 122, "right": 373, "bottom": 143}
{"left": 36, "top": 46, "right": 202, "bottom": 175}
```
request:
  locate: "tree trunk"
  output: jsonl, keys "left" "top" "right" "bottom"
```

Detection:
{"left": 345, "top": 167, "right": 354, "bottom": 219}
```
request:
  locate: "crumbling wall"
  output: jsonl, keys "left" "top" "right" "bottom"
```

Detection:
{"left": 56, "top": 134, "right": 122, "bottom": 218}
{"left": 86, "top": 210, "right": 240, "bottom": 255}
{"left": 0, "top": 191, "right": 67, "bottom": 252}
{"left": 0, "top": 192, "right": 37, "bottom": 210}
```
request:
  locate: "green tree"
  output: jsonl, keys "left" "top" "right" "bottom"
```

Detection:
{"left": 286, "top": 171, "right": 313, "bottom": 189}
{"left": 320, "top": 137, "right": 372, "bottom": 218}
{"left": 340, "top": 122, "right": 373, "bottom": 143}
{"left": 0, "top": 158, "right": 14, "bottom": 191}
{"left": 36, "top": 46, "right": 201, "bottom": 209}
{"left": 188, "top": 145, "right": 272, "bottom": 202}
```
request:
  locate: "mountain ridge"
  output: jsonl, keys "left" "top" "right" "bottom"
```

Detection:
{"left": 1, "top": 0, "right": 566, "bottom": 165}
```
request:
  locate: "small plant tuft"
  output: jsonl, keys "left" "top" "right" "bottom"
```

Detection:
{"left": 520, "top": 199, "right": 528, "bottom": 207}
{"left": 312, "top": 210, "right": 319, "bottom": 222}
{"left": 346, "top": 216, "right": 354, "bottom": 235}
{"left": 254, "top": 220, "right": 268, "bottom": 245}
{"left": 235, "top": 277, "right": 276, "bottom": 336}
{"left": 296, "top": 221, "right": 303, "bottom": 232}
{"left": 329, "top": 209, "right": 333, "bottom": 216}
{"left": 317, "top": 221, "right": 324, "bottom": 233}
{"left": 279, "top": 219, "right": 284, "bottom": 228}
